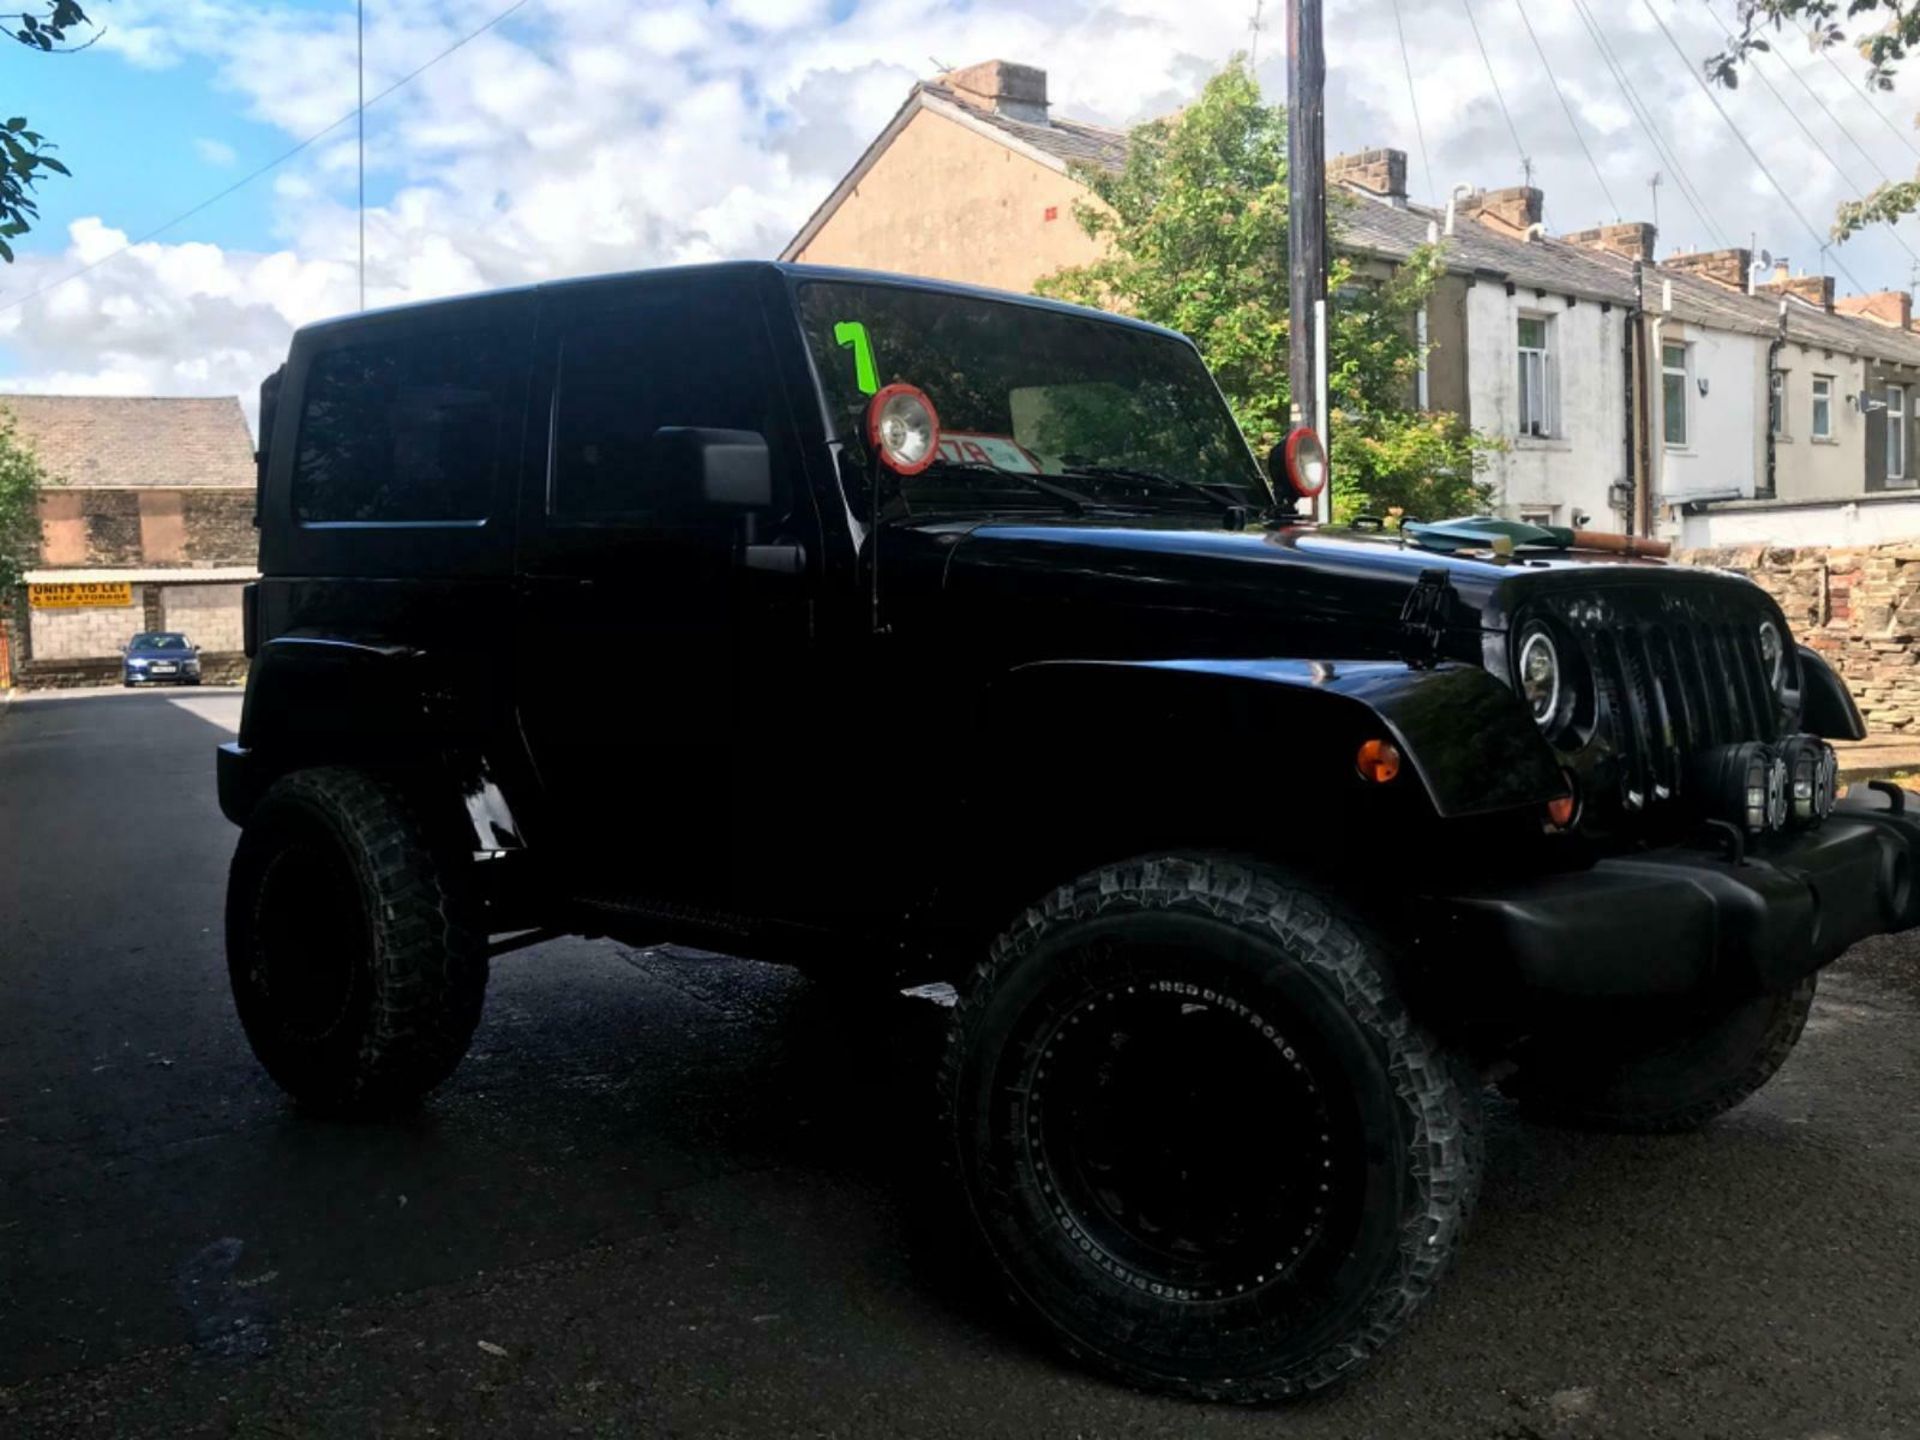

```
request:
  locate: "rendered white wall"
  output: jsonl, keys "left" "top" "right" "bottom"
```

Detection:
{"left": 1465, "top": 282, "right": 1629, "bottom": 528}
{"left": 1653, "top": 323, "right": 1765, "bottom": 503}
{"left": 1677, "top": 497, "right": 1920, "bottom": 548}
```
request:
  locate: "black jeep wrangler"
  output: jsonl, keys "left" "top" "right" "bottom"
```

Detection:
{"left": 219, "top": 261, "right": 1919, "bottom": 1402}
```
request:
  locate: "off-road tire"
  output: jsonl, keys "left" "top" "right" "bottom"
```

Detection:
{"left": 942, "top": 855, "right": 1482, "bottom": 1404}
{"left": 1501, "top": 976, "right": 1817, "bottom": 1134}
{"left": 226, "top": 766, "right": 487, "bottom": 1115}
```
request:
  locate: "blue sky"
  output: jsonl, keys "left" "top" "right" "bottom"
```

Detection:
{"left": 4, "top": 0, "right": 1920, "bottom": 419}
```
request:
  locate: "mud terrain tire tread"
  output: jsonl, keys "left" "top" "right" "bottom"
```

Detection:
{"left": 227, "top": 766, "right": 486, "bottom": 1115}
{"left": 940, "top": 854, "right": 1482, "bottom": 1404}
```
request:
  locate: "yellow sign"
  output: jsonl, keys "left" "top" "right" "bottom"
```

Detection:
{"left": 28, "top": 581, "right": 135, "bottom": 610}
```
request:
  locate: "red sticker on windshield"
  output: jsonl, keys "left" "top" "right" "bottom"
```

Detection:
{"left": 937, "top": 432, "right": 1042, "bottom": 473}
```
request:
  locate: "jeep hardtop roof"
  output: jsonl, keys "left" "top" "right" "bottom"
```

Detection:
{"left": 289, "top": 260, "right": 1192, "bottom": 349}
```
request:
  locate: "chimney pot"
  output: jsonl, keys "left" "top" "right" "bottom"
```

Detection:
{"left": 1562, "top": 221, "right": 1658, "bottom": 263}
{"left": 938, "top": 59, "right": 1049, "bottom": 124}
{"left": 1835, "top": 290, "right": 1912, "bottom": 329}
{"left": 1329, "top": 147, "right": 1408, "bottom": 205}
{"left": 1661, "top": 246, "right": 1752, "bottom": 293}
{"left": 1458, "top": 185, "right": 1544, "bottom": 235}
{"left": 1757, "top": 269, "right": 1835, "bottom": 312}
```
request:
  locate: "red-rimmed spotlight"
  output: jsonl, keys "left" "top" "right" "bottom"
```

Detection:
{"left": 1281, "top": 426, "right": 1328, "bottom": 500}
{"left": 866, "top": 383, "right": 940, "bottom": 476}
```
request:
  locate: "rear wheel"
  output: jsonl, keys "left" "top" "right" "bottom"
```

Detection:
{"left": 226, "top": 767, "right": 486, "bottom": 1114}
{"left": 943, "top": 855, "right": 1481, "bottom": 1403}
{"left": 1501, "top": 977, "right": 1816, "bottom": 1133}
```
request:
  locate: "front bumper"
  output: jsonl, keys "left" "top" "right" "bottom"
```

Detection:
{"left": 1436, "top": 788, "right": 1920, "bottom": 1004}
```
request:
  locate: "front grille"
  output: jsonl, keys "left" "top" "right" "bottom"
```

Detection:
{"left": 1526, "top": 585, "right": 1787, "bottom": 814}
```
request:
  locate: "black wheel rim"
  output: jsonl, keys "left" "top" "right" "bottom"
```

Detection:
{"left": 251, "top": 840, "right": 368, "bottom": 1045}
{"left": 1023, "top": 972, "right": 1353, "bottom": 1303}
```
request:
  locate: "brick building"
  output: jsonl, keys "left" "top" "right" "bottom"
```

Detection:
{"left": 3, "top": 396, "right": 257, "bottom": 688}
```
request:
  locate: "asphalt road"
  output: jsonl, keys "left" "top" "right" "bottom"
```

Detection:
{"left": 2, "top": 688, "right": 1919, "bottom": 1439}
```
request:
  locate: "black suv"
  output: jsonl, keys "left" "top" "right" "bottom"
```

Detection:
{"left": 219, "top": 261, "right": 1919, "bottom": 1402}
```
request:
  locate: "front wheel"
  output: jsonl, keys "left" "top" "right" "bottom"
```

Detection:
{"left": 943, "top": 856, "right": 1482, "bottom": 1403}
{"left": 226, "top": 767, "right": 487, "bottom": 1114}
{"left": 1501, "top": 977, "right": 1817, "bottom": 1133}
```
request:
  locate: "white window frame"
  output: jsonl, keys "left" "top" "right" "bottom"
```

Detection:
{"left": 1661, "top": 341, "right": 1690, "bottom": 449}
{"left": 1770, "top": 369, "right": 1787, "bottom": 437}
{"left": 1516, "top": 315, "right": 1554, "bottom": 439}
{"left": 1517, "top": 506, "right": 1558, "bottom": 527}
{"left": 1812, "top": 374, "right": 1834, "bottom": 440}
{"left": 1890, "top": 384, "right": 1909, "bottom": 485}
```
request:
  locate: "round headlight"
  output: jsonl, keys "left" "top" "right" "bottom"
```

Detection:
{"left": 1518, "top": 629, "right": 1561, "bottom": 727}
{"left": 1758, "top": 620, "right": 1785, "bottom": 691}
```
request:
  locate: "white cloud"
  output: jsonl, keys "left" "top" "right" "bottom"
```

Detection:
{"left": 194, "top": 137, "right": 237, "bottom": 167}
{"left": 14, "top": 0, "right": 1920, "bottom": 423}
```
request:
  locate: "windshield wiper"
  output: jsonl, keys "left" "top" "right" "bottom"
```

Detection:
{"left": 1057, "top": 464, "right": 1251, "bottom": 515}
{"left": 924, "top": 459, "right": 1096, "bottom": 512}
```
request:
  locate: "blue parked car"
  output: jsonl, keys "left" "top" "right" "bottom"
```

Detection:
{"left": 121, "top": 631, "right": 202, "bottom": 687}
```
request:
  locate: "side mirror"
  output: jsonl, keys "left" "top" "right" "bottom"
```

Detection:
{"left": 648, "top": 427, "right": 772, "bottom": 512}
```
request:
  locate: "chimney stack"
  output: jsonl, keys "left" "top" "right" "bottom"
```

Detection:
{"left": 1329, "top": 148, "right": 1408, "bottom": 205}
{"left": 1756, "top": 268, "right": 1836, "bottom": 312}
{"left": 1836, "top": 290, "right": 1914, "bottom": 330}
{"left": 937, "top": 60, "right": 1049, "bottom": 124}
{"left": 1457, "top": 186, "right": 1544, "bottom": 236}
{"left": 1662, "top": 247, "right": 1751, "bottom": 292}
{"left": 1562, "top": 222, "right": 1658, "bottom": 263}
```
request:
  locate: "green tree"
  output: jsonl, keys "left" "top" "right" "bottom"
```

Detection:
{"left": 1, "top": 0, "right": 99, "bottom": 261}
{"left": 1033, "top": 59, "right": 1493, "bottom": 522}
{"left": 1711, "top": 1, "right": 1920, "bottom": 238}
{"left": 0, "top": 405, "right": 49, "bottom": 592}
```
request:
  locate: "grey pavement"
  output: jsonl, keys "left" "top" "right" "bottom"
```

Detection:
{"left": 2, "top": 687, "right": 1919, "bottom": 1439}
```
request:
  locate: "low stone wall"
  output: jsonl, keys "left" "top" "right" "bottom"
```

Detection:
{"left": 8, "top": 652, "right": 247, "bottom": 690}
{"left": 1680, "top": 543, "right": 1920, "bottom": 732}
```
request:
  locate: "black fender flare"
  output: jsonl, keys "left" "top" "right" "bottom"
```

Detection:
{"left": 984, "top": 657, "right": 1567, "bottom": 821}
{"left": 224, "top": 635, "right": 522, "bottom": 854}
{"left": 1797, "top": 643, "right": 1867, "bottom": 741}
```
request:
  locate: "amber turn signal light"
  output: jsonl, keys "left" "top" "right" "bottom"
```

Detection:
{"left": 1546, "top": 793, "right": 1576, "bottom": 828}
{"left": 1356, "top": 738, "right": 1401, "bottom": 784}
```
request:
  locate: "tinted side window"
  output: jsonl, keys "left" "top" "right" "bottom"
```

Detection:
{"left": 293, "top": 323, "right": 517, "bottom": 524}
{"left": 551, "top": 288, "right": 777, "bottom": 520}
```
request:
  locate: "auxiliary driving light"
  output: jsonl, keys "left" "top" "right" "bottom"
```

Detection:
{"left": 1779, "top": 734, "right": 1840, "bottom": 827}
{"left": 1281, "top": 426, "right": 1327, "bottom": 500}
{"left": 1691, "top": 741, "right": 1788, "bottom": 835}
{"left": 1356, "top": 738, "right": 1401, "bottom": 784}
{"left": 866, "top": 382, "right": 940, "bottom": 475}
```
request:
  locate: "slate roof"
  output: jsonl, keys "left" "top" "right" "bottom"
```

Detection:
{"left": 918, "top": 82, "right": 1130, "bottom": 173}
{"left": 1339, "top": 190, "right": 1920, "bottom": 366}
{"left": 0, "top": 395, "right": 254, "bottom": 487}
{"left": 1337, "top": 193, "right": 1639, "bottom": 305}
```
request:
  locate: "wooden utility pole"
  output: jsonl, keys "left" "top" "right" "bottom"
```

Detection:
{"left": 1286, "top": 0, "right": 1328, "bottom": 520}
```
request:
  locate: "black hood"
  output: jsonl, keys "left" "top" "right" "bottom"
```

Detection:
{"left": 877, "top": 513, "right": 1769, "bottom": 667}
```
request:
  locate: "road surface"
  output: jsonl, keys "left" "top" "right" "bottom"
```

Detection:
{"left": 2, "top": 687, "right": 1917, "bottom": 1438}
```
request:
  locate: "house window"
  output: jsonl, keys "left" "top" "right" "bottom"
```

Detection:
{"left": 1661, "top": 341, "right": 1689, "bottom": 447}
{"left": 1770, "top": 369, "right": 1786, "bottom": 436}
{"left": 1890, "top": 384, "right": 1908, "bottom": 484}
{"left": 1517, "top": 316, "right": 1553, "bottom": 438}
{"left": 1812, "top": 374, "right": 1834, "bottom": 439}
{"left": 1518, "top": 506, "right": 1558, "bottom": 527}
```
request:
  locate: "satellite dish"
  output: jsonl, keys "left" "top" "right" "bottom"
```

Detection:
{"left": 1756, "top": 248, "right": 1773, "bottom": 269}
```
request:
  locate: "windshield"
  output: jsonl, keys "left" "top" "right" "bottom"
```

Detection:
{"left": 798, "top": 281, "right": 1269, "bottom": 516}
{"left": 131, "top": 633, "right": 188, "bottom": 650}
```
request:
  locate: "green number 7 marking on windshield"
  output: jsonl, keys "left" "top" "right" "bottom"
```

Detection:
{"left": 833, "top": 321, "right": 879, "bottom": 396}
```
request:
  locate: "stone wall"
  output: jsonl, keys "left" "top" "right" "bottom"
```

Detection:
{"left": 37, "top": 487, "right": 254, "bottom": 568}
{"left": 1680, "top": 543, "right": 1920, "bottom": 732}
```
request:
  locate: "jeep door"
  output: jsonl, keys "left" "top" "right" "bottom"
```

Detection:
{"left": 513, "top": 269, "right": 820, "bottom": 910}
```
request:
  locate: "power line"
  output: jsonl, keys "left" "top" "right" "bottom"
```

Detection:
{"left": 1701, "top": 0, "right": 1920, "bottom": 269}
{"left": 1640, "top": 0, "right": 1872, "bottom": 293}
{"left": 1387, "top": 0, "right": 1435, "bottom": 203}
{"left": 1, "top": 0, "right": 538, "bottom": 316}
{"left": 1459, "top": 0, "right": 1527, "bottom": 183}
{"left": 1512, "top": 0, "right": 1620, "bottom": 220}
{"left": 1739, "top": 10, "right": 1901, "bottom": 186}
{"left": 1567, "top": 0, "right": 1729, "bottom": 248}
{"left": 1816, "top": 35, "right": 1920, "bottom": 161}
